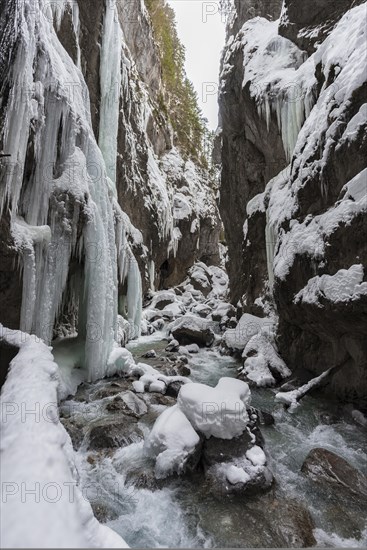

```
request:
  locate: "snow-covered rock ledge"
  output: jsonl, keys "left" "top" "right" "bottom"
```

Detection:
{"left": 0, "top": 325, "right": 127, "bottom": 548}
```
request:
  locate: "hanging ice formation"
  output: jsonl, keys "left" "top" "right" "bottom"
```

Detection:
{"left": 0, "top": 0, "right": 142, "bottom": 381}
{"left": 99, "top": 0, "right": 123, "bottom": 184}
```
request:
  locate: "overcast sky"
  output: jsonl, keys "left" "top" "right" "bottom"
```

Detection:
{"left": 167, "top": 0, "right": 226, "bottom": 130}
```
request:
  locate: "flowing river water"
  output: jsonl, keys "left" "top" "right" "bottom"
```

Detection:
{"left": 65, "top": 334, "right": 367, "bottom": 548}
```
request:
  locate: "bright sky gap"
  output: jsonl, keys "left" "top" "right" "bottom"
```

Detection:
{"left": 167, "top": 0, "right": 226, "bottom": 130}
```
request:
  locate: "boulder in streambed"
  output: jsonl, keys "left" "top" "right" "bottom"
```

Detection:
{"left": 301, "top": 447, "right": 367, "bottom": 501}
{"left": 169, "top": 315, "right": 215, "bottom": 347}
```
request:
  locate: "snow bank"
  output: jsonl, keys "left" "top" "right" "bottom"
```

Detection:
{"left": 177, "top": 378, "right": 251, "bottom": 439}
{"left": 144, "top": 405, "right": 200, "bottom": 479}
{"left": 0, "top": 325, "right": 127, "bottom": 548}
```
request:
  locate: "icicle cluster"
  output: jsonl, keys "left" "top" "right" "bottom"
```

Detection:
{"left": 0, "top": 0, "right": 142, "bottom": 381}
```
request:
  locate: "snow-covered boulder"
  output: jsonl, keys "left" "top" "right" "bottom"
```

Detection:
{"left": 211, "top": 302, "right": 236, "bottom": 322}
{"left": 151, "top": 291, "right": 177, "bottom": 310}
{"left": 192, "top": 303, "right": 212, "bottom": 318}
{"left": 223, "top": 314, "right": 274, "bottom": 352}
{"left": 169, "top": 315, "right": 215, "bottom": 347}
{"left": 207, "top": 454, "right": 273, "bottom": 496}
{"left": 177, "top": 378, "right": 251, "bottom": 439}
{"left": 144, "top": 405, "right": 202, "bottom": 479}
{"left": 188, "top": 263, "right": 213, "bottom": 297}
{"left": 240, "top": 333, "right": 291, "bottom": 387}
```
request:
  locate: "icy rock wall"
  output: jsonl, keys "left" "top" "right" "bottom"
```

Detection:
{"left": 0, "top": 0, "right": 142, "bottom": 381}
{"left": 219, "top": 0, "right": 367, "bottom": 400}
{"left": 53, "top": 0, "right": 221, "bottom": 294}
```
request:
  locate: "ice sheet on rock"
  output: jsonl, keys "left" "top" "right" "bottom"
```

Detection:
{"left": 0, "top": 325, "right": 127, "bottom": 548}
{"left": 173, "top": 193, "right": 192, "bottom": 220}
{"left": 223, "top": 314, "right": 274, "bottom": 352}
{"left": 144, "top": 405, "right": 200, "bottom": 479}
{"left": 294, "top": 265, "right": 367, "bottom": 305}
{"left": 99, "top": 0, "right": 123, "bottom": 184}
{"left": 177, "top": 377, "right": 251, "bottom": 439}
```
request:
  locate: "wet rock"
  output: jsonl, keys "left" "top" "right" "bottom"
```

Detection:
{"left": 212, "top": 303, "right": 236, "bottom": 322}
{"left": 301, "top": 448, "right": 367, "bottom": 501}
{"left": 165, "top": 339, "right": 180, "bottom": 352}
{"left": 256, "top": 497, "right": 317, "bottom": 548}
{"left": 142, "top": 349, "right": 157, "bottom": 359}
{"left": 153, "top": 295, "right": 176, "bottom": 311}
{"left": 90, "top": 379, "right": 131, "bottom": 400}
{"left": 226, "top": 317, "right": 237, "bottom": 329}
{"left": 193, "top": 304, "right": 212, "bottom": 318}
{"left": 189, "top": 264, "right": 213, "bottom": 297}
{"left": 205, "top": 457, "right": 273, "bottom": 498}
{"left": 165, "top": 380, "right": 184, "bottom": 398}
{"left": 88, "top": 419, "right": 143, "bottom": 450}
{"left": 148, "top": 393, "right": 176, "bottom": 407}
{"left": 197, "top": 493, "right": 315, "bottom": 548}
{"left": 106, "top": 391, "right": 148, "bottom": 417}
{"left": 176, "top": 364, "right": 191, "bottom": 377}
{"left": 60, "top": 418, "right": 84, "bottom": 450}
{"left": 256, "top": 409, "right": 275, "bottom": 426}
{"left": 152, "top": 319, "right": 165, "bottom": 331}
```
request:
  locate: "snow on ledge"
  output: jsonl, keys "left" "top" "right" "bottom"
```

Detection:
{"left": 0, "top": 325, "right": 128, "bottom": 548}
{"left": 294, "top": 265, "right": 367, "bottom": 305}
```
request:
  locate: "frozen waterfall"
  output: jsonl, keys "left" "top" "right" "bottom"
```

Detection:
{"left": 0, "top": 0, "right": 142, "bottom": 381}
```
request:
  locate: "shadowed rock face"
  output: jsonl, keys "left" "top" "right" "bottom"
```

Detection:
{"left": 230, "top": 0, "right": 283, "bottom": 36}
{"left": 219, "top": 0, "right": 285, "bottom": 306}
{"left": 279, "top": 0, "right": 366, "bottom": 53}
{"left": 55, "top": 0, "right": 221, "bottom": 294}
{"left": 219, "top": 0, "right": 367, "bottom": 401}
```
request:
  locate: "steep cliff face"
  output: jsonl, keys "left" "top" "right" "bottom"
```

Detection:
{"left": 0, "top": 0, "right": 219, "bottom": 381}
{"left": 219, "top": 0, "right": 367, "bottom": 401}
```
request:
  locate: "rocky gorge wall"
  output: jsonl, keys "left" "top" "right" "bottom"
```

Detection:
{"left": 219, "top": 0, "right": 367, "bottom": 402}
{"left": 0, "top": 0, "right": 220, "bottom": 381}
{"left": 55, "top": 0, "right": 221, "bottom": 294}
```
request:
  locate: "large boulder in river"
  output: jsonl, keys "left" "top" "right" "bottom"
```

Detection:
{"left": 301, "top": 448, "right": 367, "bottom": 501}
{"left": 169, "top": 315, "right": 215, "bottom": 347}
